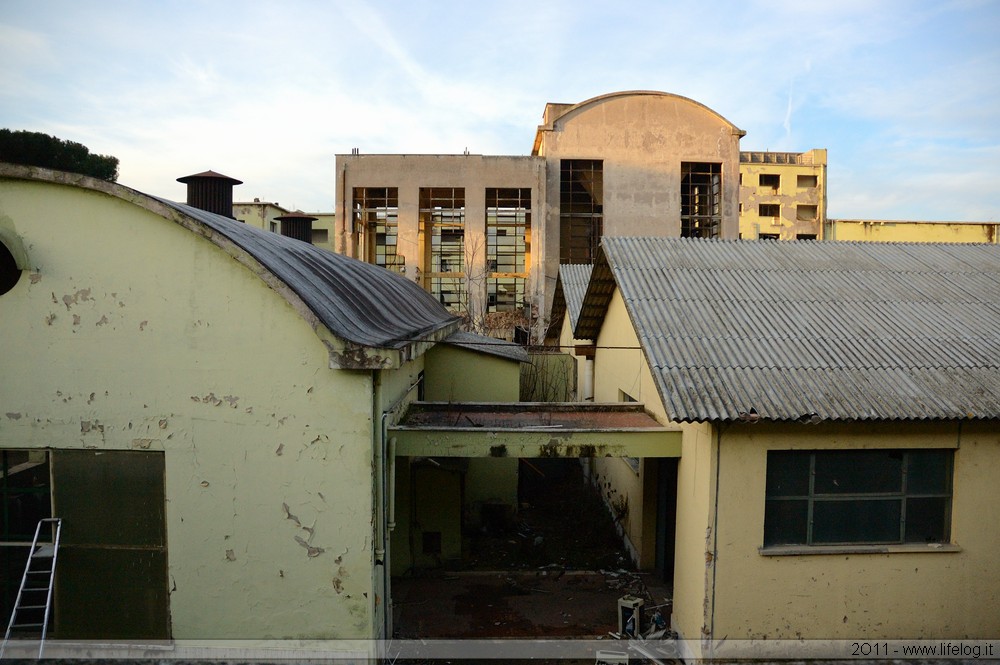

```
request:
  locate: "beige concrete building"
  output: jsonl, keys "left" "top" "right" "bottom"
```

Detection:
{"left": 570, "top": 236, "right": 1000, "bottom": 658}
{"left": 739, "top": 149, "right": 828, "bottom": 240}
{"left": 335, "top": 91, "right": 745, "bottom": 339}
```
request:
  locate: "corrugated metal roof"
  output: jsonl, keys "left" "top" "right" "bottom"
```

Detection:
{"left": 443, "top": 330, "right": 529, "bottom": 363}
{"left": 561, "top": 264, "right": 594, "bottom": 331}
{"left": 548, "top": 264, "right": 595, "bottom": 341}
{"left": 595, "top": 237, "right": 1000, "bottom": 423}
{"left": 159, "top": 199, "right": 459, "bottom": 351}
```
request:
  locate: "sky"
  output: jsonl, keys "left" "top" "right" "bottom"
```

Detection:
{"left": 1, "top": 0, "right": 998, "bottom": 221}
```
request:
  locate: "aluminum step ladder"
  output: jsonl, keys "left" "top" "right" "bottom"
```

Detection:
{"left": 1, "top": 518, "right": 62, "bottom": 659}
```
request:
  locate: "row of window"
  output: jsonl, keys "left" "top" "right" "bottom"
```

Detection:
{"left": 747, "top": 173, "right": 819, "bottom": 189}
{"left": 561, "top": 160, "right": 724, "bottom": 263}
{"left": 353, "top": 187, "right": 530, "bottom": 312}
{"left": 753, "top": 203, "right": 818, "bottom": 220}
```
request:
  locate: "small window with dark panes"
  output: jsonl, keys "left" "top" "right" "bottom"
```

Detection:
{"left": 763, "top": 449, "right": 952, "bottom": 547}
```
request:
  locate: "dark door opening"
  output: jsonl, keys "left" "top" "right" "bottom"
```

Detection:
{"left": 654, "top": 458, "right": 678, "bottom": 587}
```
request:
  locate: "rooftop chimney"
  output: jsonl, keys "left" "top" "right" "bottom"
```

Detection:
{"left": 177, "top": 170, "right": 243, "bottom": 218}
{"left": 275, "top": 212, "right": 318, "bottom": 244}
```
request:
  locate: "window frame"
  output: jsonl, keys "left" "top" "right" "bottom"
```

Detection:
{"left": 763, "top": 449, "right": 953, "bottom": 549}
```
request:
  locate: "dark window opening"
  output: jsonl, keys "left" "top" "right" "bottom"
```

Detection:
{"left": 353, "top": 187, "right": 402, "bottom": 272}
{"left": 796, "top": 234, "right": 817, "bottom": 240}
{"left": 0, "top": 241, "right": 22, "bottom": 296}
{"left": 487, "top": 188, "right": 530, "bottom": 313}
{"left": 560, "top": 160, "right": 603, "bottom": 263}
{"left": 764, "top": 449, "right": 953, "bottom": 547}
{"left": 759, "top": 203, "right": 780, "bottom": 217}
{"left": 420, "top": 188, "right": 466, "bottom": 310}
{"left": 759, "top": 173, "right": 780, "bottom": 189}
{"left": 422, "top": 531, "right": 442, "bottom": 555}
{"left": 0, "top": 450, "right": 51, "bottom": 628}
{"left": 758, "top": 233, "right": 780, "bottom": 240}
{"left": 797, "top": 204, "right": 818, "bottom": 221}
{"left": 681, "top": 162, "right": 722, "bottom": 238}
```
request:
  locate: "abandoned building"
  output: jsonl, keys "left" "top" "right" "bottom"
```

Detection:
{"left": 332, "top": 90, "right": 999, "bottom": 349}
{"left": 0, "top": 163, "right": 679, "bottom": 656}
{"left": 565, "top": 236, "right": 1000, "bottom": 658}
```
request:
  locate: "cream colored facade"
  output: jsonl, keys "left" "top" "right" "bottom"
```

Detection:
{"left": 738, "top": 149, "right": 828, "bottom": 239}
{"left": 586, "top": 282, "right": 1000, "bottom": 658}
{"left": 827, "top": 218, "right": 1000, "bottom": 243}
{"left": 0, "top": 165, "right": 459, "bottom": 646}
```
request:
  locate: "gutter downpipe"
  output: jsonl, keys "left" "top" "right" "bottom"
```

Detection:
{"left": 376, "top": 373, "right": 424, "bottom": 641}
{"left": 708, "top": 422, "right": 728, "bottom": 658}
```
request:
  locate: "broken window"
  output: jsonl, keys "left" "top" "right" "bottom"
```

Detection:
{"left": 759, "top": 173, "right": 780, "bottom": 189}
{"left": 487, "top": 188, "right": 530, "bottom": 312}
{"left": 0, "top": 450, "right": 51, "bottom": 626}
{"left": 758, "top": 204, "right": 780, "bottom": 218}
{"left": 420, "top": 187, "right": 466, "bottom": 310}
{"left": 354, "top": 187, "right": 402, "bottom": 273}
{"left": 680, "top": 162, "right": 722, "bottom": 238}
{"left": 0, "top": 450, "right": 169, "bottom": 639}
{"left": 797, "top": 174, "right": 818, "bottom": 188}
{"left": 758, "top": 233, "right": 780, "bottom": 240}
{"left": 560, "top": 160, "right": 603, "bottom": 263}
{"left": 797, "top": 205, "right": 818, "bottom": 221}
{"left": 764, "top": 449, "right": 952, "bottom": 547}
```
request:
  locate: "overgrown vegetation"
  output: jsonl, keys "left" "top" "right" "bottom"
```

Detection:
{"left": 0, "top": 129, "right": 119, "bottom": 181}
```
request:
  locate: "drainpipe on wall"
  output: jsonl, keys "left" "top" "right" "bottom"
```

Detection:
{"left": 376, "top": 374, "right": 424, "bottom": 641}
{"left": 583, "top": 358, "right": 595, "bottom": 401}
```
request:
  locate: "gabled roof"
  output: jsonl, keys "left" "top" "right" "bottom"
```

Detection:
{"left": 442, "top": 330, "right": 529, "bottom": 363}
{"left": 547, "top": 264, "right": 594, "bottom": 341}
{"left": 582, "top": 237, "right": 1000, "bottom": 423}
{"left": 0, "top": 164, "right": 459, "bottom": 368}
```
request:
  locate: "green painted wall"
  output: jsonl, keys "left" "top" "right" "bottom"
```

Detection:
{"left": 0, "top": 177, "right": 377, "bottom": 640}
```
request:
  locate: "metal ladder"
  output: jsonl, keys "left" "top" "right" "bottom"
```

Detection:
{"left": 1, "top": 518, "right": 62, "bottom": 659}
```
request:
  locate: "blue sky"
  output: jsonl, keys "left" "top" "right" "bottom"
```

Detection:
{"left": 2, "top": 0, "right": 998, "bottom": 220}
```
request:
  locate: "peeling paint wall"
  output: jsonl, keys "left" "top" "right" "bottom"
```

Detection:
{"left": 738, "top": 149, "right": 827, "bottom": 240}
{"left": 710, "top": 421, "right": 1000, "bottom": 645}
{"left": 0, "top": 179, "right": 376, "bottom": 639}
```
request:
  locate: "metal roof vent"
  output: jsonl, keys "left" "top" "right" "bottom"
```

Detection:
{"left": 274, "top": 212, "right": 318, "bottom": 244}
{"left": 177, "top": 170, "right": 243, "bottom": 218}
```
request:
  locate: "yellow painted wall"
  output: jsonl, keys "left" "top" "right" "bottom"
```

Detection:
{"left": 590, "top": 288, "right": 672, "bottom": 568}
{"left": 708, "top": 421, "right": 1000, "bottom": 650}
{"left": 424, "top": 345, "right": 520, "bottom": 403}
{"left": 0, "top": 177, "right": 376, "bottom": 639}
{"left": 738, "top": 149, "right": 827, "bottom": 240}
{"left": 234, "top": 202, "right": 335, "bottom": 251}
{"left": 395, "top": 344, "right": 522, "bottom": 571}
{"left": 827, "top": 219, "right": 1000, "bottom": 244}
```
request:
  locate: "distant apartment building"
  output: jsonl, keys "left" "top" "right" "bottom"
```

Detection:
{"left": 738, "top": 149, "right": 828, "bottom": 240}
